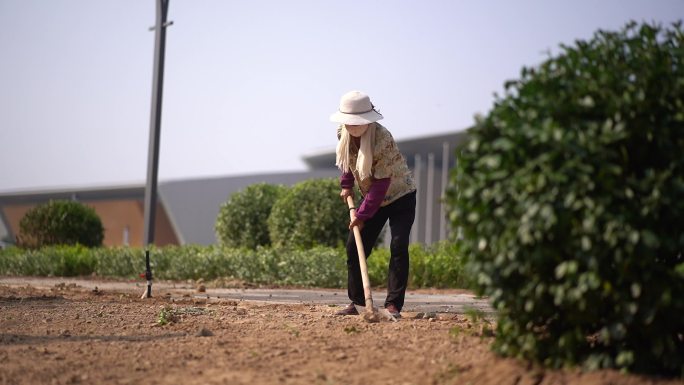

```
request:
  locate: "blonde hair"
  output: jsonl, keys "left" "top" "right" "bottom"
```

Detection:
{"left": 335, "top": 123, "right": 376, "bottom": 180}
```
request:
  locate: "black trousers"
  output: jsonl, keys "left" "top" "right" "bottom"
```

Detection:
{"left": 346, "top": 190, "right": 416, "bottom": 311}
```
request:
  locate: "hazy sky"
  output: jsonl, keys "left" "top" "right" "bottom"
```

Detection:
{"left": 1, "top": 1, "right": 682, "bottom": 193}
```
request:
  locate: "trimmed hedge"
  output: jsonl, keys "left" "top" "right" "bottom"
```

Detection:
{"left": 367, "top": 242, "right": 473, "bottom": 289}
{"left": 215, "top": 183, "right": 288, "bottom": 249}
{"left": 18, "top": 200, "right": 104, "bottom": 249}
{"left": 0, "top": 242, "right": 470, "bottom": 290}
{"left": 447, "top": 22, "right": 684, "bottom": 375}
{"left": 268, "top": 178, "right": 349, "bottom": 248}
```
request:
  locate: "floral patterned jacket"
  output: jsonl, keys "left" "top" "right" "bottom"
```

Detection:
{"left": 338, "top": 123, "right": 416, "bottom": 206}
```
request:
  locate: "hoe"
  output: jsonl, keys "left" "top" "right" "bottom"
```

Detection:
{"left": 346, "top": 196, "right": 397, "bottom": 323}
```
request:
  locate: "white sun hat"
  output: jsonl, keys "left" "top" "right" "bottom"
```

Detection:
{"left": 330, "top": 91, "right": 384, "bottom": 125}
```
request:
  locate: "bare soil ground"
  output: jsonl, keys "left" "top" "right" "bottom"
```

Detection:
{"left": 0, "top": 281, "right": 681, "bottom": 385}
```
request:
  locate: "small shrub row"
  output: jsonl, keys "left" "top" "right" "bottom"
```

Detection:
{"left": 0, "top": 242, "right": 471, "bottom": 289}
{"left": 367, "top": 242, "right": 473, "bottom": 289}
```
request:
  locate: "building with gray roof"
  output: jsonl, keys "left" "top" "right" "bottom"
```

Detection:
{"left": 0, "top": 130, "right": 468, "bottom": 247}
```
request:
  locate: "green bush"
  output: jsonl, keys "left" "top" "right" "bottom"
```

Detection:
{"left": 268, "top": 178, "right": 349, "bottom": 248}
{"left": 0, "top": 245, "right": 95, "bottom": 276}
{"left": 215, "top": 183, "right": 288, "bottom": 249}
{"left": 0, "top": 242, "right": 471, "bottom": 289}
{"left": 409, "top": 242, "right": 473, "bottom": 289}
{"left": 367, "top": 242, "right": 473, "bottom": 289}
{"left": 18, "top": 200, "right": 104, "bottom": 249}
{"left": 447, "top": 22, "right": 684, "bottom": 375}
{"left": 0, "top": 244, "right": 349, "bottom": 287}
{"left": 92, "top": 247, "right": 147, "bottom": 278}
{"left": 230, "top": 246, "right": 347, "bottom": 287}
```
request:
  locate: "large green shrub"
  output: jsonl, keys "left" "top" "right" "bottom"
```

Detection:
{"left": 215, "top": 183, "right": 288, "bottom": 249}
{"left": 447, "top": 22, "right": 684, "bottom": 375}
{"left": 18, "top": 200, "right": 104, "bottom": 249}
{"left": 268, "top": 178, "right": 349, "bottom": 248}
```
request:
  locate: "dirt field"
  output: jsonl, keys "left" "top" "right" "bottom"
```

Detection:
{"left": 0, "top": 281, "right": 681, "bottom": 385}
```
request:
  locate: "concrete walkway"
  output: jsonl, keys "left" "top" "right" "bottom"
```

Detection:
{"left": 0, "top": 276, "right": 493, "bottom": 315}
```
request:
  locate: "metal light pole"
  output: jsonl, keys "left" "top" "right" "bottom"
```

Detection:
{"left": 142, "top": 0, "right": 172, "bottom": 299}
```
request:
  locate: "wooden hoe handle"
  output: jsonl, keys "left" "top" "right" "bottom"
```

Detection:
{"left": 346, "top": 196, "right": 374, "bottom": 310}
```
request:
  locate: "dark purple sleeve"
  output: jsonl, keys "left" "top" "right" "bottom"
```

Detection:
{"left": 355, "top": 178, "right": 391, "bottom": 221}
{"left": 340, "top": 171, "right": 355, "bottom": 189}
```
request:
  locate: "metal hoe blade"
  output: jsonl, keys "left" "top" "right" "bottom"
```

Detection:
{"left": 354, "top": 305, "right": 398, "bottom": 322}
